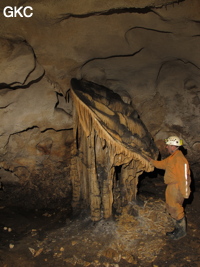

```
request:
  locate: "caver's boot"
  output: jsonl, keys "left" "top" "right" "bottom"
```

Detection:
{"left": 166, "top": 218, "right": 178, "bottom": 237}
{"left": 167, "top": 217, "right": 187, "bottom": 240}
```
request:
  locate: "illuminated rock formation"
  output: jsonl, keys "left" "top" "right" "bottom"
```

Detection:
{"left": 70, "top": 79, "right": 157, "bottom": 220}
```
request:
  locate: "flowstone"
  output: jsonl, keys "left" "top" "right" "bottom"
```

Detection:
{"left": 70, "top": 78, "right": 158, "bottom": 221}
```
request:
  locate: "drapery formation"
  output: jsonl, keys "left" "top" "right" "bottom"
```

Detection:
{"left": 70, "top": 79, "right": 157, "bottom": 221}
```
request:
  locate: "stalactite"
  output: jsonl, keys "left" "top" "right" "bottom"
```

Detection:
{"left": 70, "top": 78, "right": 158, "bottom": 221}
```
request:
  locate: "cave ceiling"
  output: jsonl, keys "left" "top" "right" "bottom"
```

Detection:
{"left": 0, "top": 0, "right": 199, "bottom": 208}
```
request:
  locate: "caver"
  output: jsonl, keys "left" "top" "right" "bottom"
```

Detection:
{"left": 148, "top": 136, "right": 191, "bottom": 240}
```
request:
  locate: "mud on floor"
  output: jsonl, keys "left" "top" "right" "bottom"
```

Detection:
{"left": 0, "top": 178, "right": 200, "bottom": 267}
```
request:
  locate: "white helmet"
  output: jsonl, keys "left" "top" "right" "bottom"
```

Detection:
{"left": 165, "top": 136, "right": 183, "bottom": 146}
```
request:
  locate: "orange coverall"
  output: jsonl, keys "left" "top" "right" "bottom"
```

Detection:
{"left": 151, "top": 150, "right": 191, "bottom": 220}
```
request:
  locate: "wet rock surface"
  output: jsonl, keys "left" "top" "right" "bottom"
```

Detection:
{"left": 0, "top": 176, "right": 199, "bottom": 267}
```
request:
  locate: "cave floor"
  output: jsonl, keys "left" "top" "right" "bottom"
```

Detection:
{"left": 0, "top": 177, "right": 199, "bottom": 267}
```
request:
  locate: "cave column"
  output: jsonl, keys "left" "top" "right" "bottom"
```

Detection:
{"left": 102, "top": 166, "right": 114, "bottom": 219}
{"left": 120, "top": 160, "right": 142, "bottom": 205}
{"left": 88, "top": 130, "right": 101, "bottom": 221}
{"left": 95, "top": 136, "right": 115, "bottom": 219}
{"left": 70, "top": 110, "right": 81, "bottom": 210}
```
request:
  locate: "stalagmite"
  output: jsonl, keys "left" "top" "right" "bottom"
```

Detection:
{"left": 70, "top": 78, "right": 158, "bottom": 221}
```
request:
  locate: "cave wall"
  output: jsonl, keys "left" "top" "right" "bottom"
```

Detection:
{"left": 0, "top": 0, "right": 199, "bottom": 208}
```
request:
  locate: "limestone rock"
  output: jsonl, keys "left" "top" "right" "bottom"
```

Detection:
{"left": 0, "top": 0, "right": 199, "bottom": 207}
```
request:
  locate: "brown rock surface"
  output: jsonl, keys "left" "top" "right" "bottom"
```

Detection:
{"left": 0, "top": 0, "right": 199, "bottom": 208}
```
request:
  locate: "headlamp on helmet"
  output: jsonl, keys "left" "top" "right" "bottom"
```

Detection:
{"left": 165, "top": 136, "right": 183, "bottom": 146}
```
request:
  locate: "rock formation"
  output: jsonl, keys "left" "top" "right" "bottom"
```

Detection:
{"left": 70, "top": 79, "right": 157, "bottom": 220}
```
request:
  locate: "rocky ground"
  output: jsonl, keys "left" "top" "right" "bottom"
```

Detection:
{"left": 0, "top": 175, "right": 199, "bottom": 267}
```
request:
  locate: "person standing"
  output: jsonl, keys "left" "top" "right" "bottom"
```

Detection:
{"left": 148, "top": 136, "right": 191, "bottom": 240}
